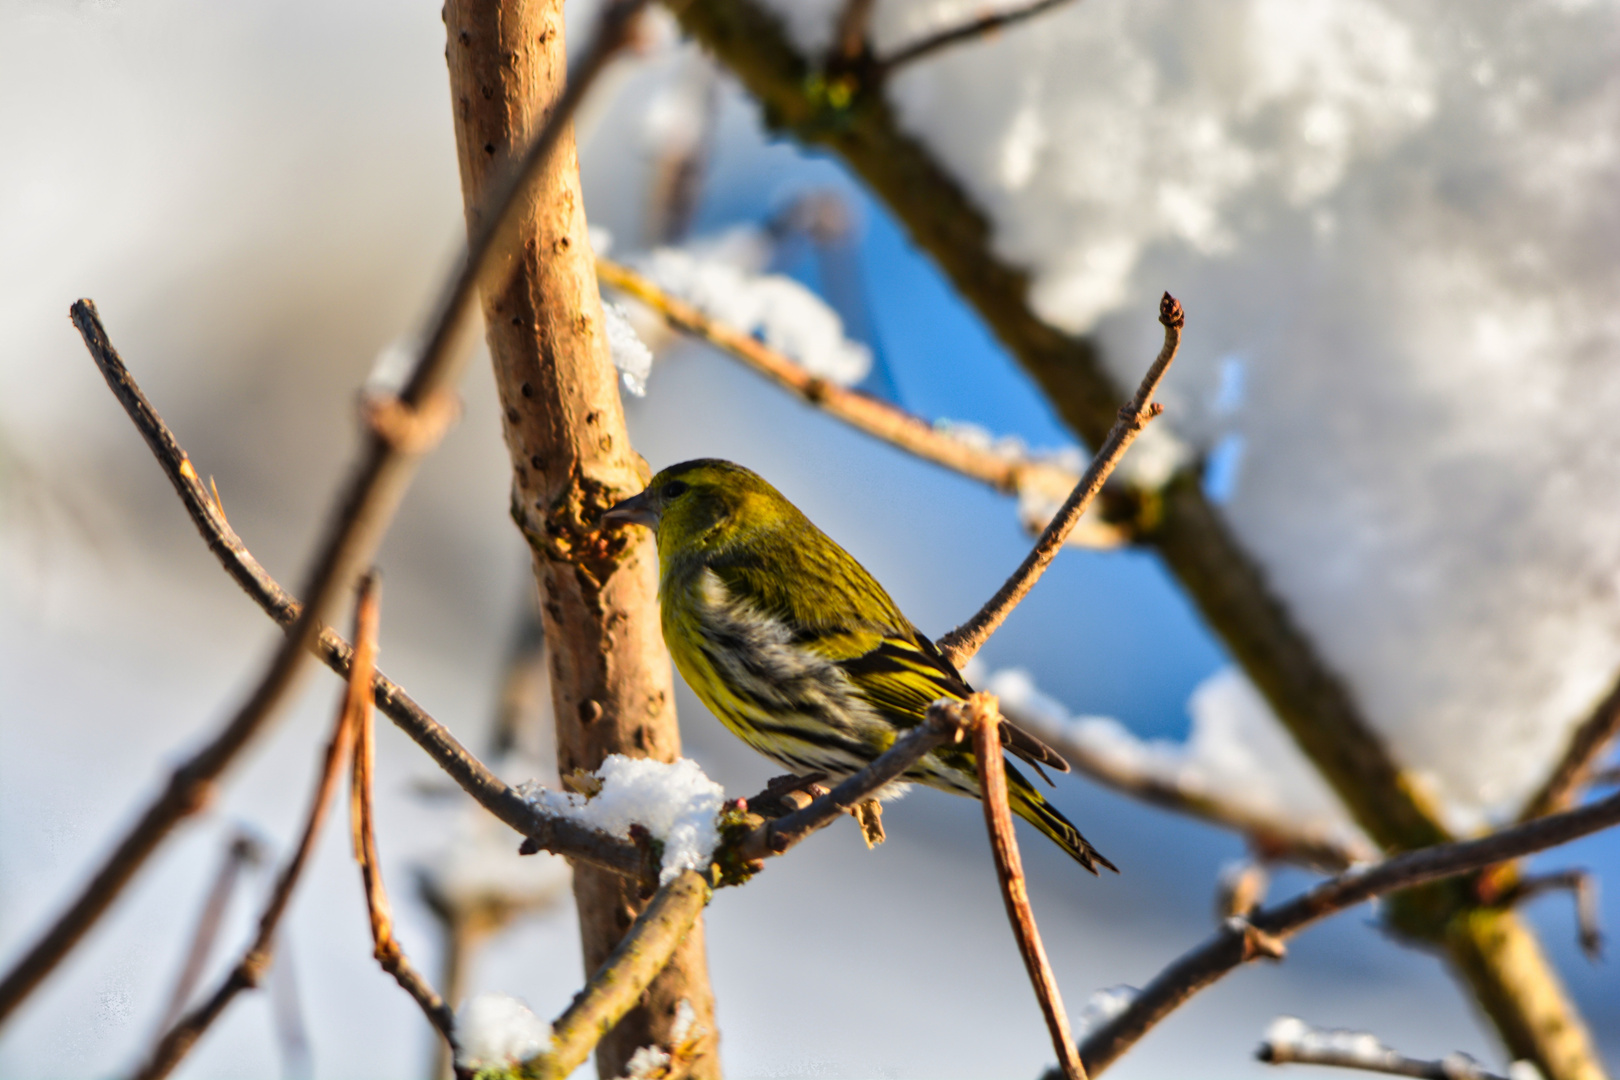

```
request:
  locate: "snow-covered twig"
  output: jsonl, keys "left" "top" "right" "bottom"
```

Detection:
{"left": 132, "top": 586, "right": 372, "bottom": 1080}
{"left": 522, "top": 870, "right": 712, "bottom": 1080}
{"left": 595, "top": 255, "right": 1121, "bottom": 545}
{"left": 0, "top": 7, "right": 650, "bottom": 1024}
{"left": 345, "top": 578, "right": 456, "bottom": 1046}
{"left": 728, "top": 699, "right": 972, "bottom": 866}
{"left": 878, "top": 0, "right": 1083, "bottom": 76}
{"left": 1256, "top": 1017, "right": 1511, "bottom": 1080}
{"left": 1519, "top": 671, "right": 1620, "bottom": 822}
{"left": 1060, "top": 788, "right": 1620, "bottom": 1077}
{"left": 938, "top": 293, "right": 1183, "bottom": 669}
{"left": 970, "top": 695, "right": 1086, "bottom": 1080}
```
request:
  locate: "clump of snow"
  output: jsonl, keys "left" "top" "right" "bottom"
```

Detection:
{"left": 757, "top": 0, "right": 1620, "bottom": 828}
{"left": 1076, "top": 985, "right": 1140, "bottom": 1034}
{"left": 456, "top": 992, "right": 552, "bottom": 1071}
{"left": 613, "top": 1000, "right": 703, "bottom": 1080}
{"left": 620, "top": 1044, "right": 672, "bottom": 1080}
{"left": 604, "top": 300, "right": 654, "bottom": 397}
{"left": 987, "top": 666, "right": 1367, "bottom": 850}
{"left": 1262, "top": 1016, "right": 1385, "bottom": 1062}
{"left": 521, "top": 755, "right": 725, "bottom": 884}
{"left": 628, "top": 226, "right": 872, "bottom": 387}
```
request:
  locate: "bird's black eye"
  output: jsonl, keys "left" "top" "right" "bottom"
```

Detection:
{"left": 662, "top": 480, "right": 689, "bottom": 499}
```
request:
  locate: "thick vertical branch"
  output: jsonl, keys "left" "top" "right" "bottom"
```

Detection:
{"left": 441, "top": 3, "right": 718, "bottom": 1076}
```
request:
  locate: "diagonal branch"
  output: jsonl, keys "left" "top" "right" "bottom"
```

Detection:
{"left": 1519, "top": 669, "right": 1620, "bottom": 822}
{"left": 345, "top": 577, "right": 457, "bottom": 1046}
{"left": 0, "top": 8, "right": 647, "bottom": 1025}
{"left": 726, "top": 700, "right": 971, "bottom": 868}
{"left": 72, "top": 309, "right": 646, "bottom": 880}
{"left": 130, "top": 585, "right": 371, "bottom": 1080}
{"left": 520, "top": 869, "right": 711, "bottom": 1080}
{"left": 971, "top": 694, "right": 1085, "bottom": 1080}
{"left": 1063, "top": 787, "right": 1620, "bottom": 1077}
{"left": 877, "top": 0, "right": 1083, "bottom": 76}
{"left": 936, "top": 293, "right": 1183, "bottom": 668}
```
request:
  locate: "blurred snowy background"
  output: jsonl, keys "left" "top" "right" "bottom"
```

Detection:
{"left": 1, "top": 0, "right": 1617, "bottom": 1077}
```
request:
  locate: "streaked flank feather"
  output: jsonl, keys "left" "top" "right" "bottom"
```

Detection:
{"left": 604, "top": 458, "right": 1114, "bottom": 874}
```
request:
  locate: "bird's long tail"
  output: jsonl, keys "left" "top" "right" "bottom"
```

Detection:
{"left": 1006, "top": 764, "right": 1118, "bottom": 875}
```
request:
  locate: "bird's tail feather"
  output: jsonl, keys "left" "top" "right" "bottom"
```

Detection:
{"left": 1006, "top": 766, "right": 1117, "bottom": 875}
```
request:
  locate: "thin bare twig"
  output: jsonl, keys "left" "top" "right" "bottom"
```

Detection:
{"left": 1060, "top": 787, "right": 1620, "bottom": 1077}
{"left": 131, "top": 588, "right": 371, "bottom": 1080}
{"left": 516, "top": 869, "right": 711, "bottom": 1080}
{"left": 972, "top": 694, "right": 1085, "bottom": 1080}
{"left": 878, "top": 0, "right": 1081, "bottom": 75}
{"left": 1256, "top": 1019, "right": 1509, "bottom": 1080}
{"left": 939, "top": 294, "right": 1184, "bottom": 668}
{"left": 727, "top": 701, "right": 971, "bottom": 866}
{"left": 1492, "top": 870, "right": 1603, "bottom": 960}
{"left": 346, "top": 578, "right": 457, "bottom": 1045}
{"left": 150, "top": 831, "right": 264, "bottom": 1039}
{"left": 595, "top": 256, "right": 1121, "bottom": 546}
{"left": 0, "top": 9, "right": 648, "bottom": 1023}
{"left": 1519, "top": 670, "right": 1620, "bottom": 821}
{"left": 68, "top": 317, "right": 645, "bottom": 879}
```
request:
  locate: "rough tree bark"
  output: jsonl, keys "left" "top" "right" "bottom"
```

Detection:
{"left": 442, "top": 2, "right": 720, "bottom": 1075}
{"left": 672, "top": 3, "right": 1602, "bottom": 1077}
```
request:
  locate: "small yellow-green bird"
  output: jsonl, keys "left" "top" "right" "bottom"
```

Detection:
{"left": 604, "top": 458, "right": 1115, "bottom": 874}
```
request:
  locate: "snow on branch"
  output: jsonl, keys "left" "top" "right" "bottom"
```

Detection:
{"left": 1256, "top": 1016, "right": 1520, "bottom": 1080}
{"left": 597, "top": 254, "right": 1137, "bottom": 549}
{"left": 521, "top": 756, "right": 726, "bottom": 885}
{"left": 984, "top": 666, "right": 1374, "bottom": 870}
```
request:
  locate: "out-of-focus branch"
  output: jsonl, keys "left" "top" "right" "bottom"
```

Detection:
{"left": 877, "top": 0, "right": 1081, "bottom": 76}
{"left": 131, "top": 586, "right": 371, "bottom": 1080}
{"left": 971, "top": 695, "right": 1085, "bottom": 1080}
{"left": 1490, "top": 871, "right": 1604, "bottom": 961}
{"left": 832, "top": 0, "right": 876, "bottom": 63}
{"left": 68, "top": 331, "right": 646, "bottom": 881}
{"left": 675, "top": 7, "right": 1602, "bottom": 1075}
{"left": 937, "top": 294, "right": 1182, "bottom": 668}
{"left": 521, "top": 870, "right": 711, "bottom": 1080}
{"left": 0, "top": 12, "right": 647, "bottom": 1022}
{"left": 1004, "top": 707, "right": 1375, "bottom": 872}
{"left": 346, "top": 579, "right": 457, "bottom": 1046}
{"left": 1063, "top": 787, "right": 1620, "bottom": 1077}
{"left": 725, "top": 700, "right": 970, "bottom": 868}
{"left": 151, "top": 831, "right": 265, "bottom": 1038}
{"left": 1519, "top": 671, "right": 1620, "bottom": 821}
{"left": 1256, "top": 1017, "right": 1509, "bottom": 1080}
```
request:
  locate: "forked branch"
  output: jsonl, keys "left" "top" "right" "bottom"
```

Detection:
{"left": 1061, "top": 786, "right": 1620, "bottom": 1076}
{"left": 131, "top": 584, "right": 372, "bottom": 1080}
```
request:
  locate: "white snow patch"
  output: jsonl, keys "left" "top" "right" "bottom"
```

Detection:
{"left": 521, "top": 755, "right": 726, "bottom": 884}
{"left": 604, "top": 300, "right": 654, "bottom": 397}
{"left": 629, "top": 227, "right": 872, "bottom": 387}
{"left": 456, "top": 992, "right": 552, "bottom": 1071}
{"left": 1077, "top": 984, "right": 1140, "bottom": 1035}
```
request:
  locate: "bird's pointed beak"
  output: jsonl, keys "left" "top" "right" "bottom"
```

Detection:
{"left": 603, "top": 488, "right": 659, "bottom": 530}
